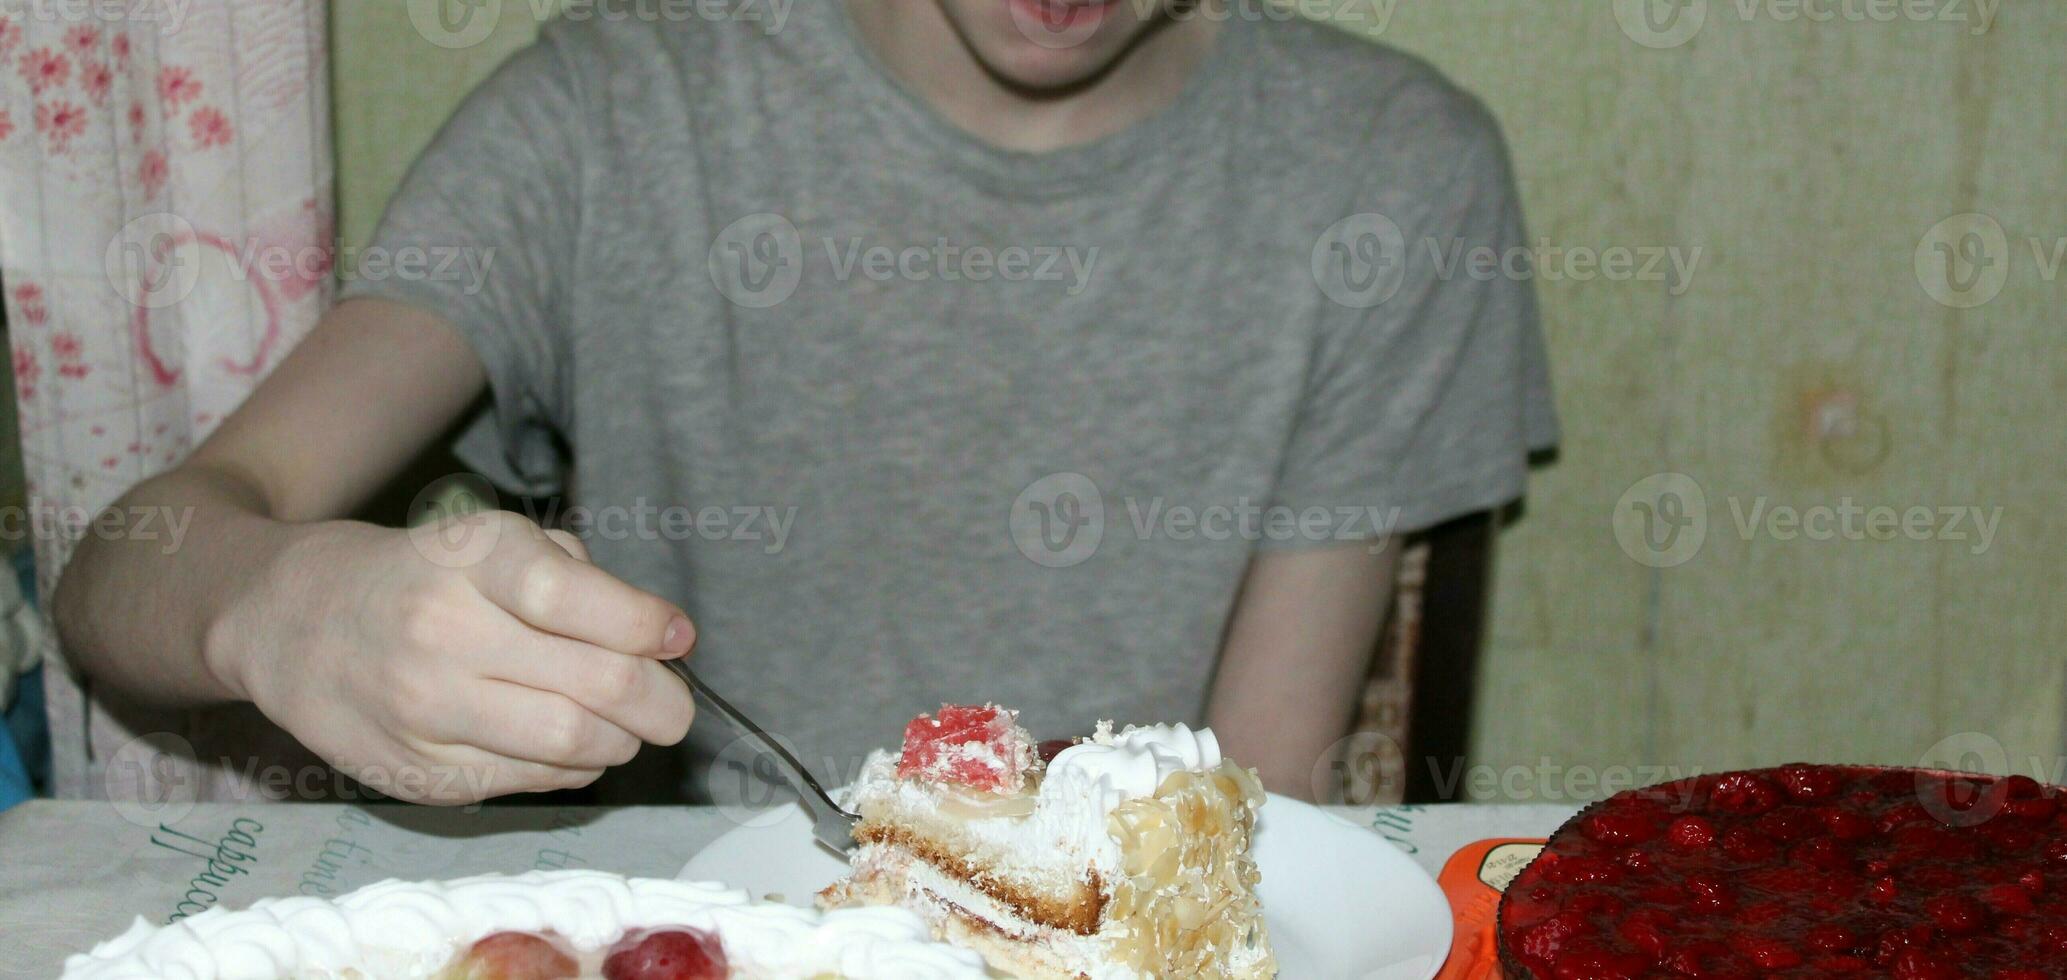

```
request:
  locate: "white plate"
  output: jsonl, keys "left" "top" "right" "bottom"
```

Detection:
{"left": 680, "top": 794, "right": 1452, "bottom": 979}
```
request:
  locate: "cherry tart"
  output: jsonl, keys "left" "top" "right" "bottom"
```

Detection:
{"left": 1498, "top": 765, "right": 2067, "bottom": 979}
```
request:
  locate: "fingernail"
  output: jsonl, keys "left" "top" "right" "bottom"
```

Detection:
{"left": 663, "top": 616, "right": 695, "bottom": 656}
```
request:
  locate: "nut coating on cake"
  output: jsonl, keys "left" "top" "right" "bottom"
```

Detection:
{"left": 824, "top": 705, "right": 1277, "bottom": 980}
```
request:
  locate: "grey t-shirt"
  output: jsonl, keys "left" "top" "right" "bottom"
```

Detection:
{"left": 345, "top": 5, "right": 1556, "bottom": 799}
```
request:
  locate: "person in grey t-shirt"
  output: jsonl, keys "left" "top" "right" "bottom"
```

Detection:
{"left": 54, "top": 1, "right": 1555, "bottom": 806}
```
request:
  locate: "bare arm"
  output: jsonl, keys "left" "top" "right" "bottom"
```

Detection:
{"left": 52, "top": 298, "right": 698, "bottom": 803}
{"left": 54, "top": 298, "right": 486, "bottom": 704}
{"left": 1205, "top": 541, "right": 1399, "bottom": 801}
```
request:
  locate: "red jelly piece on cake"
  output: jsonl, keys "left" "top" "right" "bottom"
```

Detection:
{"left": 600, "top": 927, "right": 728, "bottom": 980}
{"left": 896, "top": 703, "right": 1032, "bottom": 793}
{"left": 1498, "top": 765, "right": 2067, "bottom": 979}
{"left": 443, "top": 931, "right": 578, "bottom": 980}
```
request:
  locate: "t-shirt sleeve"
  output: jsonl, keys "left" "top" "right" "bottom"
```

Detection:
{"left": 337, "top": 36, "right": 586, "bottom": 497}
{"left": 1270, "top": 108, "right": 1559, "bottom": 544}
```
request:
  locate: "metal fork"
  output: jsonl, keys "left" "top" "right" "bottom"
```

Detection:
{"left": 662, "top": 659, "right": 860, "bottom": 854}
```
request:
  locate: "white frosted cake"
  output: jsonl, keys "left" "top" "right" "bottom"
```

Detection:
{"left": 62, "top": 869, "right": 989, "bottom": 980}
{"left": 821, "top": 704, "right": 1276, "bottom": 980}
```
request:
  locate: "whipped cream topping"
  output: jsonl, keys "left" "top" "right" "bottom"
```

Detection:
{"left": 1046, "top": 722, "right": 1222, "bottom": 811}
{"left": 61, "top": 870, "right": 988, "bottom": 980}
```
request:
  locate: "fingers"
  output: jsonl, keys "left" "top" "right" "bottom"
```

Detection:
{"left": 471, "top": 627, "right": 696, "bottom": 747}
{"left": 543, "top": 528, "right": 590, "bottom": 562}
{"left": 473, "top": 517, "right": 696, "bottom": 659}
{"left": 415, "top": 680, "right": 646, "bottom": 771}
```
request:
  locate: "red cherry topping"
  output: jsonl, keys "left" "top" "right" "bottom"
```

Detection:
{"left": 1777, "top": 763, "right": 1845, "bottom": 801}
{"left": 1498, "top": 766, "right": 2067, "bottom": 979}
{"left": 445, "top": 932, "right": 578, "bottom": 980}
{"left": 600, "top": 928, "right": 727, "bottom": 980}
{"left": 1708, "top": 773, "right": 1782, "bottom": 815}
{"left": 895, "top": 703, "right": 1032, "bottom": 793}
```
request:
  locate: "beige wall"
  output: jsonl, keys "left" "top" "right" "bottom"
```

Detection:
{"left": 335, "top": 1, "right": 2067, "bottom": 798}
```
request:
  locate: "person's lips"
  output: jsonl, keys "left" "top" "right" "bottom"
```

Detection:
{"left": 1006, "top": 0, "right": 1124, "bottom": 35}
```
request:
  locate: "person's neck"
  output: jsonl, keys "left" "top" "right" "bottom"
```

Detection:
{"left": 843, "top": 2, "right": 1222, "bottom": 154}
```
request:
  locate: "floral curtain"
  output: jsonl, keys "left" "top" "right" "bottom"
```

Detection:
{"left": 0, "top": 0, "right": 332, "bottom": 801}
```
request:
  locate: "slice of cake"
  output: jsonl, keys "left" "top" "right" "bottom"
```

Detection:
{"left": 822, "top": 704, "right": 1277, "bottom": 980}
{"left": 62, "top": 869, "right": 990, "bottom": 979}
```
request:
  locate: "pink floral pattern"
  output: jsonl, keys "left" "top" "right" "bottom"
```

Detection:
{"left": 33, "top": 100, "right": 86, "bottom": 152}
{"left": 0, "top": 3, "right": 334, "bottom": 803}
{"left": 158, "top": 65, "right": 201, "bottom": 111}
{"left": 80, "top": 59, "right": 111, "bottom": 105}
{"left": 20, "top": 47, "right": 68, "bottom": 94}
{"left": 62, "top": 25, "right": 100, "bottom": 57}
{"left": 188, "top": 105, "right": 232, "bottom": 147}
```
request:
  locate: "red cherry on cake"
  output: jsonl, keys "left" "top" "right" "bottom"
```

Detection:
{"left": 1707, "top": 772, "right": 1782, "bottom": 815}
{"left": 1036, "top": 738, "right": 1076, "bottom": 763}
{"left": 601, "top": 928, "right": 728, "bottom": 980}
{"left": 443, "top": 932, "right": 578, "bottom": 980}
{"left": 1666, "top": 815, "right": 1716, "bottom": 850}
{"left": 896, "top": 703, "right": 1030, "bottom": 792}
{"left": 1777, "top": 763, "right": 1845, "bottom": 801}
